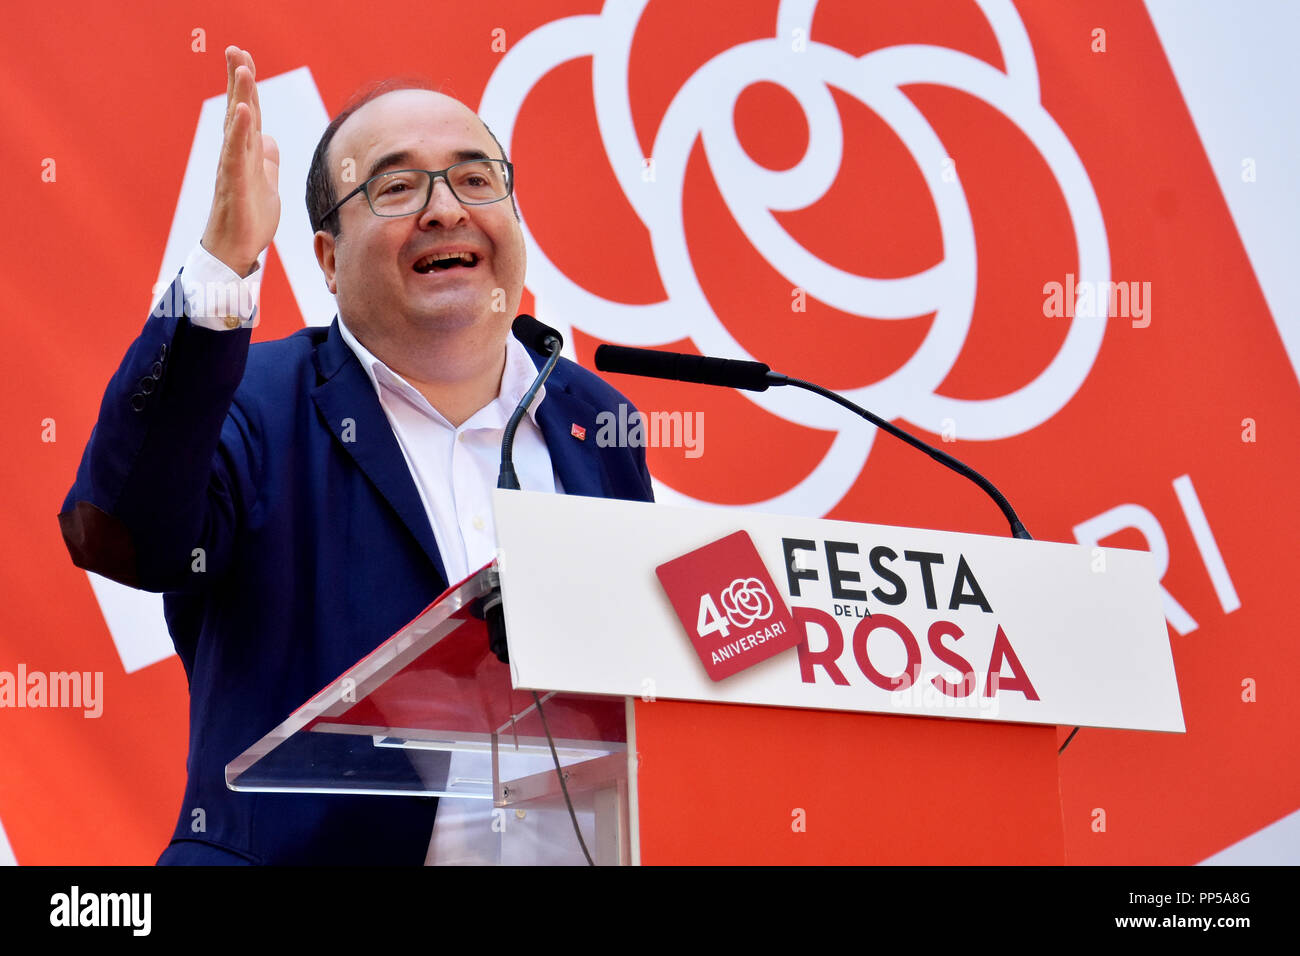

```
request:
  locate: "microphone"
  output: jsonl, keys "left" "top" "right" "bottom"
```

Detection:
{"left": 499, "top": 315, "right": 564, "bottom": 491}
{"left": 512, "top": 313, "right": 563, "bottom": 355}
{"left": 594, "top": 344, "right": 1032, "bottom": 540}
{"left": 594, "top": 344, "right": 778, "bottom": 392}
{"left": 489, "top": 315, "right": 565, "bottom": 664}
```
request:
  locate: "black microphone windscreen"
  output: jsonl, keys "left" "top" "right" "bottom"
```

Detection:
{"left": 512, "top": 314, "right": 563, "bottom": 353}
{"left": 594, "top": 345, "right": 773, "bottom": 391}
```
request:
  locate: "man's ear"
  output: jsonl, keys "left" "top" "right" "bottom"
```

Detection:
{"left": 313, "top": 230, "right": 339, "bottom": 294}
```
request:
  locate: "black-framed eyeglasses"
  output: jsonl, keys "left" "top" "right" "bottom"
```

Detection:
{"left": 319, "top": 159, "right": 514, "bottom": 228}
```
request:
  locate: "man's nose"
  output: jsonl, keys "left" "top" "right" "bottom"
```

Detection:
{"left": 418, "top": 176, "right": 468, "bottom": 228}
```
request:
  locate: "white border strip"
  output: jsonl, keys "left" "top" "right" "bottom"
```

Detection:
{"left": 0, "top": 815, "right": 16, "bottom": 866}
{"left": 1199, "top": 805, "right": 1300, "bottom": 865}
{"left": 625, "top": 696, "right": 641, "bottom": 866}
{"left": 1147, "top": 0, "right": 1300, "bottom": 385}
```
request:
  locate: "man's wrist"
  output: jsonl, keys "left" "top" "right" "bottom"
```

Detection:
{"left": 182, "top": 243, "right": 264, "bottom": 330}
{"left": 199, "top": 237, "right": 260, "bottom": 279}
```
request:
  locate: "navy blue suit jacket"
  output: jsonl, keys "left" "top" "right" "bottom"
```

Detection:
{"left": 59, "top": 274, "right": 654, "bottom": 865}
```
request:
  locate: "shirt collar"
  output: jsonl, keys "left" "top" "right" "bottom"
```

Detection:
{"left": 336, "top": 316, "right": 546, "bottom": 428}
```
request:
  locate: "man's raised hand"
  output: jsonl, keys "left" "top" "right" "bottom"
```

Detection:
{"left": 200, "top": 46, "right": 281, "bottom": 278}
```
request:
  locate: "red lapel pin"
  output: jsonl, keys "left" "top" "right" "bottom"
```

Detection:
{"left": 571, "top": 423, "right": 587, "bottom": 441}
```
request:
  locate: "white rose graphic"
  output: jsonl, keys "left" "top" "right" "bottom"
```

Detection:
{"left": 720, "top": 577, "right": 774, "bottom": 629}
{"left": 481, "top": 0, "right": 1108, "bottom": 514}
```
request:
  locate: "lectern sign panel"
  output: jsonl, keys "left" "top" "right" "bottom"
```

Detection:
{"left": 655, "top": 531, "right": 800, "bottom": 681}
{"left": 495, "top": 491, "right": 1184, "bottom": 733}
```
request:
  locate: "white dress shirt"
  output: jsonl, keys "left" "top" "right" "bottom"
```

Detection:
{"left": 333, "top": 313, "right": 560, "bottom": 585}
{"left": 179, "top": 243, "right": 587, "bottom": 864}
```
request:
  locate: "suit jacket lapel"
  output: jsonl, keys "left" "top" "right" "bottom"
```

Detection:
{"left": 307, "top": 327, "right": 610, "bottom": 589}
{"left": 310, "top": 320, "right": 449, "bottom": 588}
{"left": 532, "top": 358, "right": 612, "bottom": 499}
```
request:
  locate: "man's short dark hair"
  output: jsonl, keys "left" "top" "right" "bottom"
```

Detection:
{"left": 306, "top": 79, "right": 513, "bottom": 236}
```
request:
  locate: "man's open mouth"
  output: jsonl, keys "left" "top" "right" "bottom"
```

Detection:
{"left": 413, "top": 252, "right": 479, "bottom": 273}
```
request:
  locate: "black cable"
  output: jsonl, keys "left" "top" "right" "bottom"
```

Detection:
{"left": 1058, "top": 726, "right": 1081, "bottom": 755}
{"left": 531, "top": 690, "right": 596, "bottom": 866}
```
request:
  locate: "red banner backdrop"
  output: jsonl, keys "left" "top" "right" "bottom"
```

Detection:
{"left": 2, "top": 0, "right": 1296, "bottom": 864}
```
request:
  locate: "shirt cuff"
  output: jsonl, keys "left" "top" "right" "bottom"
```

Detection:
{"left": 182, "top": 243, "right": 264, "bottom": 331}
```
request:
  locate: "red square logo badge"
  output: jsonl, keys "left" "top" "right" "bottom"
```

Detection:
{"left": 655, "top": 531, "right": 800, "bottom": 681}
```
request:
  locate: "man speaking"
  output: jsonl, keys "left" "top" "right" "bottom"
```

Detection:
{"left": 58, "top": 47, "right": 653, "bottom": 864}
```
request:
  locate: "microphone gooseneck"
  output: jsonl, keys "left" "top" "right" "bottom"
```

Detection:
{"left": 489, "top": 314, "right": 566, "bottom": 665}
{"left": 593, "top": 343, "right": 1032, "bottom": 540}
{"left": 499, "top": 315, "right": 564, "bottom": 491}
